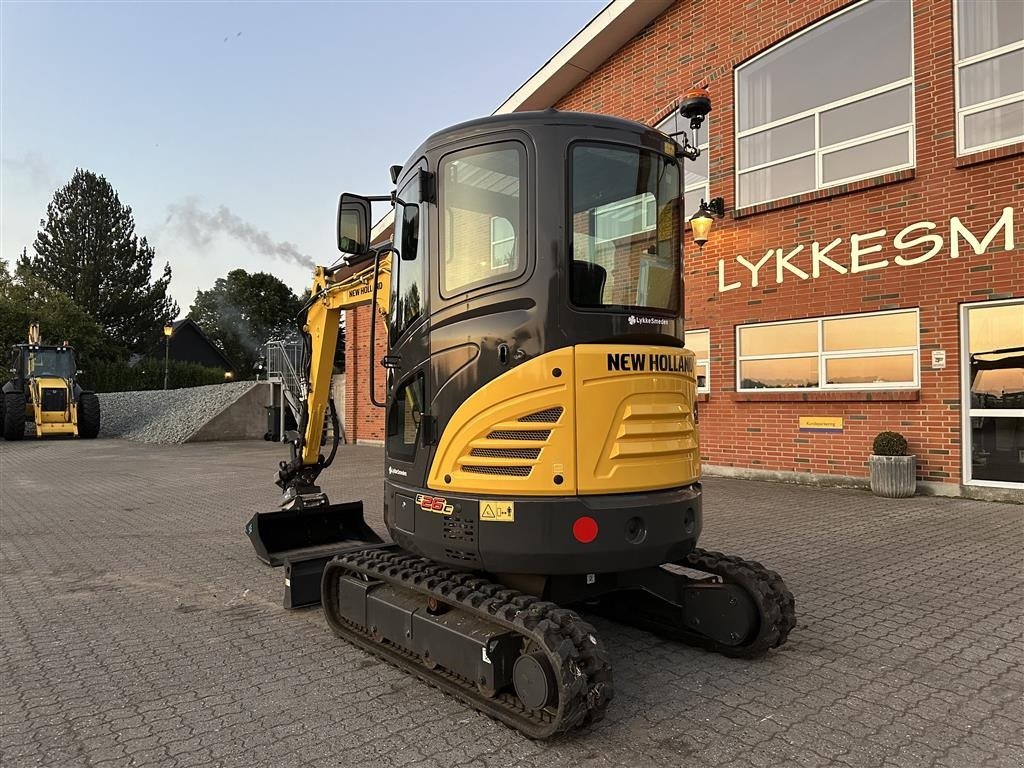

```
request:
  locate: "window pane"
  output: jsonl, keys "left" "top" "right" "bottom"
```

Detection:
{"left": 443, "top": 145, "right": 522, "bottom": 295}
{"left": 685, "top": 329, "right": 710, "bottom": 358}
{"left": 824, "top": 311, "right": 917, "bottom": 351}
{"left": 684, "top": 149, "right": 708, "bottom": 190}
{"left": 825, "top": 354, "right": 916, "bottom": 385}
{"left": 593, "top": 193, "right": 656, "bottom": 241}
{"left": 958, "top": 0, "right": 1024, "bottom": 59}
{"left": 963, "top": 99, "right": 1024, "bottom": 149}
{"left": 969, "top": 303, "right": 1024, "bottom": 411}
{"left": 684, "top": 186, "right": 708, "bottom": 219}
{"left": 737, "top": 0, "right": 912, "bottom": 130}
{"left": 738, "top": 155, "right": 814, "bottom": 207}
{"left": 739, "top": 117, "right": 813, "bottom": 169}
{"left": 821, "top": 131, "right": 910, "bottom": 184}
{"left": 739, "top": 320, "right": 817, "bottom": 356}
{"left": 696, "top": 362, "right": 709, "bottom": 392}
{"left": 960, "top": 49, "right": 1024, "bottom": 108}
{"left": 386, "top": 376, "right": 424, "bottom": 461}
{"left": 971, "top": 417, "right": 1024, "bottom": 483}
{"left": 740, "top": 357, "right": 819, "bottom": 389}
{"left": 390, "top": 179, "right": 424, "bottom": 345}
{"left": 820, "top": 85, "right": 913, "bottom": 146}
{"left": 969, "top": 303, "right": 1024, "bottom": 353}
{"left": 571, "top": 143, "right": 681, "bottom": 311}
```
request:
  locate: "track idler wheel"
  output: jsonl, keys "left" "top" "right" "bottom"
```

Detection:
{"left": 513, "top": 651, "right": 557, "bottom": 711}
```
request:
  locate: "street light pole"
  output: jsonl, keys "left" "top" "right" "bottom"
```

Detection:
{"left": 163, "top": 323, "right": 174, "bottom": 389}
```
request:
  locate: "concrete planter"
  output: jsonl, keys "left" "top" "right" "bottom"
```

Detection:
{"left": 869, "top": 455, "right": 917, "bottom": 498}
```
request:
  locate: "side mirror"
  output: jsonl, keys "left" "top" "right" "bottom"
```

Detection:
{"left": 337, "top": 193, "right": 371, "bottom": 255}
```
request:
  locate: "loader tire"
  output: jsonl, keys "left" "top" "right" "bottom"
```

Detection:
{"left": 77, "top": 393, "right": 100, "bottom": 439}
{"left": 3, "top": 392, "right": 26, "bottom": 441}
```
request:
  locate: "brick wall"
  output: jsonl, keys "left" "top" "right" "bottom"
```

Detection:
{"left": 554, "top": 0, "right": 1023, "bottom": 486}
{"left": 343, "top": 303, "right": 388, "bottom": 443}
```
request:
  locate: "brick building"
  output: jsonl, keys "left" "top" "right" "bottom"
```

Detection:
{"left": 344, "top": 0, "right": 1023, "bottom": 499}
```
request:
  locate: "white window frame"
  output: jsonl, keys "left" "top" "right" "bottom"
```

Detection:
{"left": 489, "top": 216, "right": 515, "bottom": 270}
{"left": 685, "top": 328, "right": 711, "bottom": 394}
{"left": 734, "top": 0, "right": 916, "bottom": 209}
{"left": 655, "top": 113, "right": 709, "bottom": 214}
{"left": 959, "top": 297, "right": 1024, "bottom": 489}
{"left": 952, "top": 0, "right": 1024, "bottom": 156}
{"left": 735, "top": 308, "right": 920, "bottom": 392}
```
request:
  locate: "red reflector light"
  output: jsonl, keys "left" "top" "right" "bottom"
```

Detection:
{"left": 572, "top": 516, "right": 599, "bottom": 544}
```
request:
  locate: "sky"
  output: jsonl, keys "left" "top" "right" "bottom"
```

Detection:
{"left": 0, "top": 0, "right": 605, "bottom": 314}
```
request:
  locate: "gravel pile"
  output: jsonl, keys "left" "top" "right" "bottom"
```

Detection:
{"left": 98, "top": 381, "right": 259, "bottom": 443}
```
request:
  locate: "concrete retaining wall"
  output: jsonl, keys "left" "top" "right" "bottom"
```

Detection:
{"left": 188, "top": 382, "right": 270, "bottom": 442}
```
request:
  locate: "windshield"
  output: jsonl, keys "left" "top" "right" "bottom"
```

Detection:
{"left": 27, "top": 348, "right": 76, "bottom": 379}
{"left": 570, "top": 143, "right": 680, "bottom": 312}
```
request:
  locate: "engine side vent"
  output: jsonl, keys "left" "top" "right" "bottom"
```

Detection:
{"left": 518, "top": 407, "right": 564, "bottom": 423}
{"left": 469, "top": 447, "right": 542, "bottom": 460}
{"left": 486, "top": 429, "right": 550, "bottom": 441}
{"left": 444, "top": 548, "right": 478, "bottom": 563}
{"left": 442, "top": 517, "right": 475, "bottom": 543}
{"left": 462, "top": 465, "right": 532, "bottom": 477}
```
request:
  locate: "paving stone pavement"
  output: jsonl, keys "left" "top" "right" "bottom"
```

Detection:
{"left": 1, "top": 438, "right": 1021, "bottom": 768}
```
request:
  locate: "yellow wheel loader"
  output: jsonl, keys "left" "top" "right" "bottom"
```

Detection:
{"left": 246, "top": 95, "right": 795, "bottom": 738}
{"left": 1, "top": 323, "right": 100, "bottom": 440}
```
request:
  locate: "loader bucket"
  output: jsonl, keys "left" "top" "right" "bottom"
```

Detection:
{"left": 245, "top": 501, "right": 382, "bottom": 567}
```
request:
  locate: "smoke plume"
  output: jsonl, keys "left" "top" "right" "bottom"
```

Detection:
{"left": 165, "top": 197, "right": 315, "bottom": 269}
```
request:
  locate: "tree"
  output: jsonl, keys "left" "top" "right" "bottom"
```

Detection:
{"left": 188, "top": 269, "right": 304, "bottom": 374}
{"left": 20, "top": 169, "right": 178, "bottom": 352}
{"left": 0, "top": 257, "right": 119, "bottom": 366}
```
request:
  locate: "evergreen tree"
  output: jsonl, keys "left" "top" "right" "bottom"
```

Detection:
{"left": 21, "top": 169, "right": 178, "bottom": 351}
{"left": 0, "top": 258, "right": 117, "bottom": 364}
{"left": 188, "top": 268, "right": 304, "bottom": 374}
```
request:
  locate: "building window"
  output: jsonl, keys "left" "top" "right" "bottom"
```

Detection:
{"left": 734, "top": 0, "right": 914, "bottom": 208}
{"left": 592, "top": 193, "right": 656, "bottom": 242}
{"left": 685, "top": 328, "right": 711, "bottom": 393}
{"left": 489, "top": 216, "right": 515, "bottom": 269}
{"left": 954, "top": 0, "right": 1024, "bottom": 155}
{"left": 736, "top": 309, "right": 919, "bottom": 391}
{"left": 657, "top": 112, "right": 709, "bottom": 216}
{"left": 441, "top": 142, "right": 524, "bottom": 296}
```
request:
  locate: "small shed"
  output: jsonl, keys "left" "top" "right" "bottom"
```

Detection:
{"left": 168, "top": 319, "right": 236, "bottom": 374}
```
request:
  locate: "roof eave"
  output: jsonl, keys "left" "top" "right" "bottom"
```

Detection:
{"left": 494, "top": 0, "right": 674, "bottom": 114}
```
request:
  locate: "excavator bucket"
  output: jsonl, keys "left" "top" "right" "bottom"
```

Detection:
{"left": 245, "top": 501, "right": 381, "bottom": 566}
{"left": 246, "top": 502, "right": 384, "bottom": 609}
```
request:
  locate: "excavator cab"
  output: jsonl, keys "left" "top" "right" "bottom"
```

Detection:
{"left": 247, "top": 104, "right": 795, "bottom": 737}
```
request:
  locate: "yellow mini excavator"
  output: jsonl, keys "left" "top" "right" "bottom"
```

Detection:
{"left": 2, "top": 323, "right": 100, "bottom": 440}
{"left": 247, "top": 95, "right": 795, "bottom": 738}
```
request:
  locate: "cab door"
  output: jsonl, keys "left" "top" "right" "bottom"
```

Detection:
{"left": 384, "top": 165, "right": 431, "bottom": 493}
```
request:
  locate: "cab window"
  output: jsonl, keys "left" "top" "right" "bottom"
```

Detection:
{"left": 441, "top": 142, "right": 525, "bottom": 296}
{"left": 390, "top": 174, "right": 425, "bottom": 345}
{"left": 387, "top": 374, "right": 424, "bottom": 461}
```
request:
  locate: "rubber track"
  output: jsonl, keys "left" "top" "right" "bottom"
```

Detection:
{"left": 668, "top": 547, "right": 796, "bottom": 658}
{"left": 321, "top": 546, "right": 613, "bottom": 739}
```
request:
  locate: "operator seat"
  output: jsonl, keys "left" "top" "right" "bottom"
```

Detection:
{"left": 572, "top": 261, "right": 607, "bottom": 306}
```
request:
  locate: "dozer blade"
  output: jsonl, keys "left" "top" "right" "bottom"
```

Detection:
{"left": 245, "top": 501, "right": 382, "bottom": 567}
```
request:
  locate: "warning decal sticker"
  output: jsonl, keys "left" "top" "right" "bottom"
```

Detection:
{"left": 480, "top": 500, "right": 515, "bottom": 523}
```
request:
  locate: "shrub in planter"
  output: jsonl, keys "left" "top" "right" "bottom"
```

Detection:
{"left": 869, "top": 431, "right": 916, "bottom": 498}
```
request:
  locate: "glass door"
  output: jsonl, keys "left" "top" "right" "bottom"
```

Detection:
{"left": 961, "top": 299, "right": 1024, "bottom": 487}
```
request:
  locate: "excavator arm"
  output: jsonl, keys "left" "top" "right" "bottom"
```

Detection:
{"left": 275, "top": 251, "right": 392, "bottom": 506}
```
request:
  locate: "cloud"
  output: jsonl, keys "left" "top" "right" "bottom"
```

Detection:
{"left": 164, "top": 197, "right": 315, "bottom": 270}
{"left": 1, "top": 152, "right": 56, "bottom": 189}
